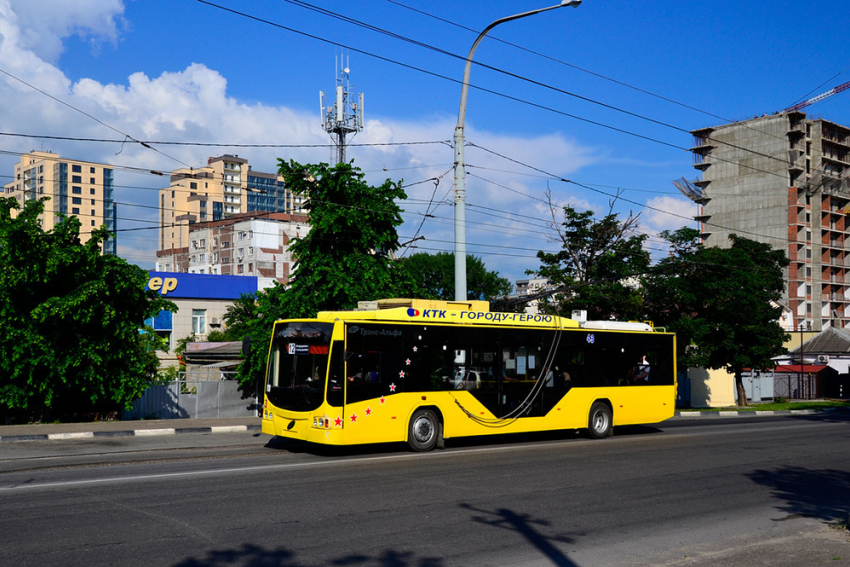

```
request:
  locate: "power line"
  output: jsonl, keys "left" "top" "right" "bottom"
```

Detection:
{"left": 0, "top": 67, "right": 192, "bottom": 169}
{"left": 193, "top": 0, "right": 793, "bottom": 172}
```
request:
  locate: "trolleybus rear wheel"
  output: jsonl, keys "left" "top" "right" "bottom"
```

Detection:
{"left": 587, "top": 401, "right": 612, "bottom": 439}
{"left": 408, "top": 409, "right": 439, "bottom": 452}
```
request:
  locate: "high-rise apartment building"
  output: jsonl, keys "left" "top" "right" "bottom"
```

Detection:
{"left": 158, "top": 155, "right": 304, "bottom": 254}
{"left": 3, "top": 151, "right": 117, "bottom": 254}
{"left": 685, "top": 111, "right": 850, "bottom": 331}
{"left": 155, "top": 211, "right": 308, "bottom": 284}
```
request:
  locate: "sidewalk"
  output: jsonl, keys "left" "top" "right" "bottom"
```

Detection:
{"left": 0, "top": 416, "right": 262, "bottom": 442}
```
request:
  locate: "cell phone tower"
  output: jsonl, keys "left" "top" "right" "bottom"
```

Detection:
{"left": 320, "top": 54, "right": 364, "bottom": 165}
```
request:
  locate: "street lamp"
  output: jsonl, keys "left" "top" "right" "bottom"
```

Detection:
{"left": 453, "top": 0, "right": 582, "bottom": 302}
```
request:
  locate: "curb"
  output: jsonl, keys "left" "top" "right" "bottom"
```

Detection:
{"left": 0, "top": 424, "right": 261, "bottom": 443}
{"left": 674, "top": 408, "right": 832, "bottom": 418}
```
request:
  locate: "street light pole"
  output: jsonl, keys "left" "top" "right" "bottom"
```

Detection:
{"left": 453, "top": 0, "right": 582, "bottom": 302}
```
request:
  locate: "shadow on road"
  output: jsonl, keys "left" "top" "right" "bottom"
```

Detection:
{"left": 262, "top": 425, "right": 661, "bottom": 457}
{"left": 171, "top": 543, "right": 444, "bottom": 567}
{"left": 460, "top": 503, "right": 581, "bottom": 567}
{"left": 747, "top": 465, "right": 850, "bottom": 525}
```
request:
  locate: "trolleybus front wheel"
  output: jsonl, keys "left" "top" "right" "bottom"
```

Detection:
{"left": 408, "top": 409, "right": 439, "bottom": 452}
{"left": 587, "top": 401, "right": 612, "bottom": 439}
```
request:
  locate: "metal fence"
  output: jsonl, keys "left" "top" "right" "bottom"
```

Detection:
{"left": 122, "top": 379, "right": 259, "bottom": 420}
{"left": 773, "top": 372, "right": 819, "bottom": 400}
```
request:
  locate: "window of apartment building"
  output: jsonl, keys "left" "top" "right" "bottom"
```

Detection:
{"left": 91, "top": 220, "right": 95, "bottom": 226}
{"left": 72, "top": 186, "right": 81, "bottom": 194}
{"left": 199, "top": 239, "right": 206, "bottom": 247}
{"left": 38, "top": 165, "right": 43, "bottom": 173}
{"left": 89, "top": 178, "right": 95, "bottom": 184}
{"left": 199, "top": 254, "right": 206, "bottom": 262}
{"left": 91, "top": 199, "right": 95, "bottom": 205}
{"left": 806, "top": 231, "right": 811, "bottom": 241}
{"left": 190, "top": 182, "right": 198, "bottom": 190}
{"left": 200, "top": 200, "right": 206, "bottom": 208}
{"left": 72, "top": 197, "right": 82, "bottom": 205}
{"left": 171, "top": 190, "right": 175, "bottom": 198}
{"left": 222, "top": 241, "right": 230, "bottom": 248}
{"left": 72, "top": 207, "right": 79, "bottom": 215}
{"left": 72, "top": 175, "right": 82, "bottom": 184}
{"left": 248, "top": 263, "right": 253, "bottom": 274}
{"left": 90, "top": 210, "right": 95, "bottom": 216}
{"left": 248, "top": 246, "right": 254, "bottom": 256}
{"left": 248, "top": 230, "right": 253, "bottom": 238}
{"left": 38, "top": 176, "right": 43, "bottom": 184}
{"left": 72, "top": 165, "right": 81, "bottom": 173}
{"left": 213, "top": 252, "right": 218, "bottom": 262}
{"left": 222, "top": 257, "right": 230, "bottom": 264}
{"left": 239, "top": 231, "right": 246, "bottom": 240}
{"left": 807, "top": 267, "right": 812, "bottom": 277}
{"left": 191, "top": 255, "right": 196, "bottom": 263}
{"left": 807, "top": 285, "right": 812, "bottom": 296}
{"left": 90, "top": 167, "right": 95, "bottom": 174}
{"left": 90, "top": 188, "right": 96, "bottom": 195}
{"left": 237, "top": 248, "right": 244, "bottom": 257}
{"left": 807, "top": 248, "right": 812, "bottom": 259}
{"left": 192, "top": 310, "right": 207, "bottom": 335}
{"left": 237, "top": 264, "right": 244, "bottom": 274}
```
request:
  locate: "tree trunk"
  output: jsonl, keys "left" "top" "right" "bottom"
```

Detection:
{"left": 735, "top": 370, "right": 748, "bottom": 407}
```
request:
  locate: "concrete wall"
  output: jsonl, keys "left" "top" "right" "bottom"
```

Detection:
{"left": 687, "top": 367, "right": 737, "bottom": 408}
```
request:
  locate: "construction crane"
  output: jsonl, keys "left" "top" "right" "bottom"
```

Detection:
{"left": 785, "top": 80, "right": 850, "bottom": 112}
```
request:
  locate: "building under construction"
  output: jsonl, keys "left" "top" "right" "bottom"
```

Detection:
{"left": 679, "top": 110, "right": 850, "bottom": 332}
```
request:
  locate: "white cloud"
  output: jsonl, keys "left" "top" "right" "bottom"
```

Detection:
{"left": 643, "top": 195, "right": 699, "bottom": 235}
{"left": 5, "top": 0, "right": 124, "bottom": 63}
{"left": 0, "top": 0, "right": 601, "bottom": 284}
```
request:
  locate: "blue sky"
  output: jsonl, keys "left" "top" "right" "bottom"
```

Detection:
{"left": 1, "top": 0, "right": 849, "bottom": 286}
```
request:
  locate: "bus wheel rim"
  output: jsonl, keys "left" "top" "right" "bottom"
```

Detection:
{"left": 593, "top": 411, "right": 608, "bottom": 433}
{"left": 413, "top": 416, "right": 433, "bottom": 443}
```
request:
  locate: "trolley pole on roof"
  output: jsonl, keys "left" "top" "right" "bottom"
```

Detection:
{"left": 452, "top": 0, "right": 582, "bottom": 301}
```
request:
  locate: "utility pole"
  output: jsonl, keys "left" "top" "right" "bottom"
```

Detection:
{"left": 321, "top": 55, "right": 364, "bottom": 165}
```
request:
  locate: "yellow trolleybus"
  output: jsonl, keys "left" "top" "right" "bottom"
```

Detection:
{"left": 261, "top": 299, "right": 676, "bottom": 451}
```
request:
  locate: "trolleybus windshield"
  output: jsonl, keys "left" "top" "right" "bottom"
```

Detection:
{"left": 266, "top": 321, "right": 333, "bottom": 412}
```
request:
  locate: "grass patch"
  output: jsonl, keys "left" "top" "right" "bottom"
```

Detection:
{"left": 680, "top": 400, "right": 850, "bottom": 412}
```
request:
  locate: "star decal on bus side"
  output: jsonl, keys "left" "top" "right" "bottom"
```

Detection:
{"left": 406, "top": 359, "right": 411, "bottom": 365}
{"left": 365, "top": 407, "right": 372, "bottom": 416}
{"left": 380, "top": 396, "right": 386, "bottom": 405}
{"left": 350, "top": 414, "right": 358, "bottom": 423}
{"left": 399, "top": 370, "right": 405, "bottom": 378}
{"left": 413, "top": 346, "right": 418, "bottom": 352}
{"left": 334, "top": 416, "right": 342, "bottom": 427}
{"left": 389, "top": 383, "right": 397, "bottom": 392}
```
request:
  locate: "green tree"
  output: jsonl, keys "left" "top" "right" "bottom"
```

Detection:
{"left": 532, "top": 195, "right": 649, "bottom": 320}
{"left": 221, "top": 292, "right": 257, "bottom": 341}
{"left": 398, "top": 252, "right": 512, "bottom": 301}
{"left": 642, "top": 229, "right": 789, "bottom": 405}
{"left": 236, "top": 160, "right": 415, "bottom": 386}
{"left": 0, "top": 197, "right": 175, "bottom": 421}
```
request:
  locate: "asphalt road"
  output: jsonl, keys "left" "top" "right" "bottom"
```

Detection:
{"left": 1, "top": 414, "right": 850, "bottom": 567}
